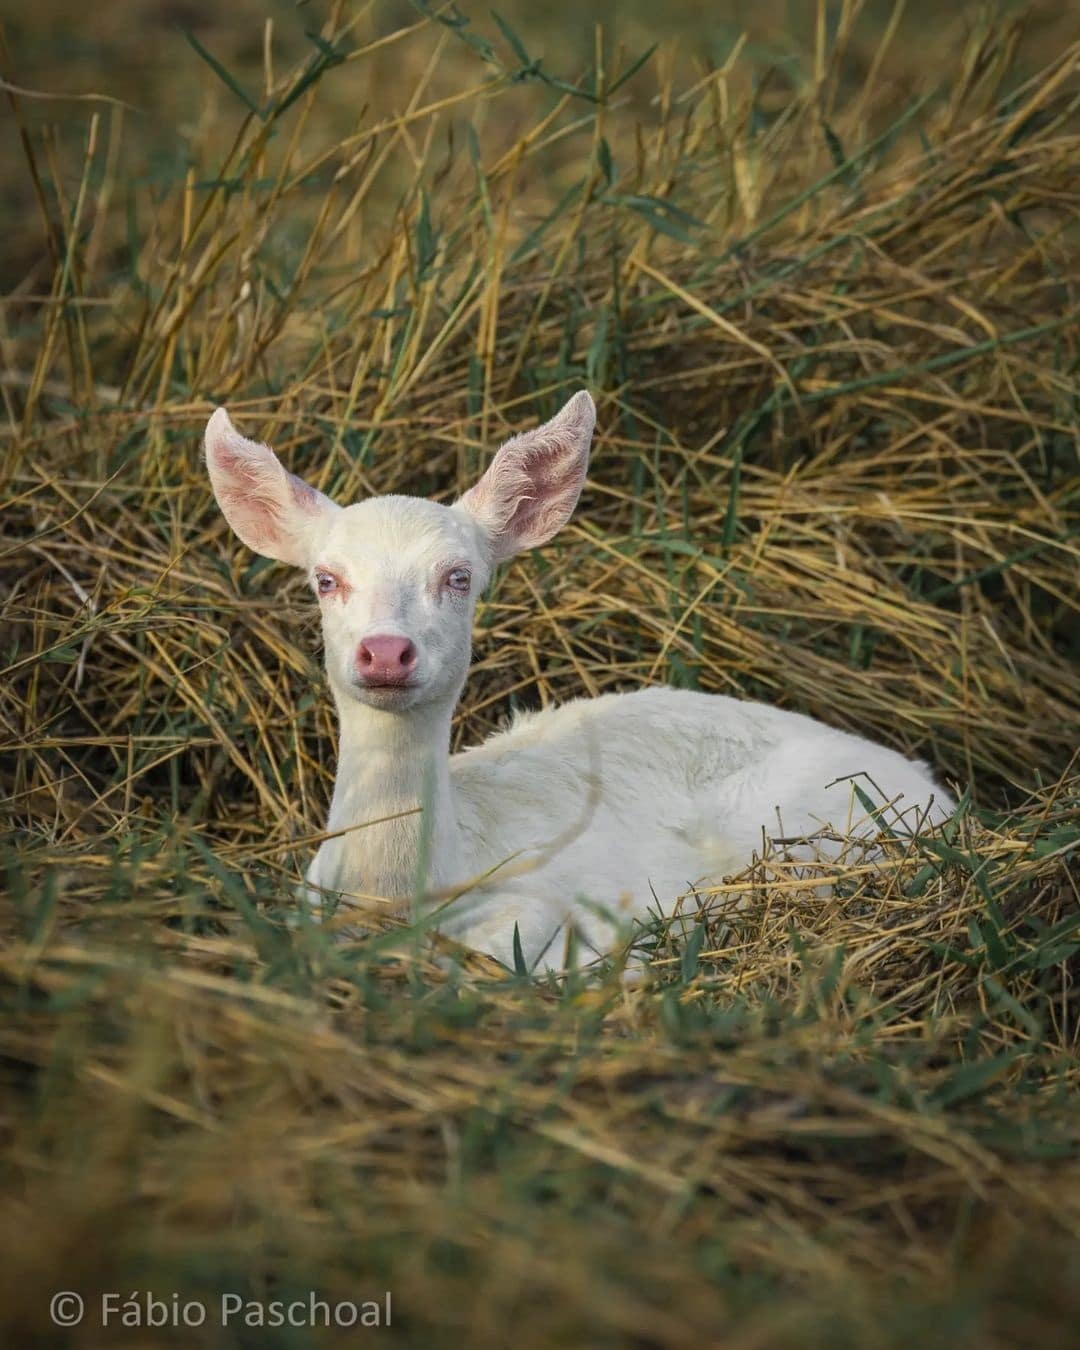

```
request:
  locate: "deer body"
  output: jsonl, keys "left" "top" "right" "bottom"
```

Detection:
{"left": 205, "top": 393, "right": 953, "bottom": 973}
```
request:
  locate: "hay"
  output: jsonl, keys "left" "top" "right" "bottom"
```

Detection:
{"left": 1, "top": 5, "right": 1078, "bottom": 1345}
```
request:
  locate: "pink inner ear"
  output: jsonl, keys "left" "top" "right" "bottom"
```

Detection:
{"left": 207, "top": 415, "right": 328, "bottom": 563}
{"left": 215, "top": 443, "right": 284, "bottom": 548}
{"left": 465, "top": 431, "right": 587, "bottom": 559}
{"left": 224, "top": 474, "right": 317, "bottom": 551}
{"left": 285, "top": 470, "right": 325, "bottom": 514}
{"left": 459, "top": 392, "right": 594, "bottom": 560}
{"left": 506, "top": 440, "right": 585, "bottom": 541}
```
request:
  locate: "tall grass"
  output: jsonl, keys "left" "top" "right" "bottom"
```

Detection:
{"left": 1, "top": 3, "right": 1078, "bottom": 1345}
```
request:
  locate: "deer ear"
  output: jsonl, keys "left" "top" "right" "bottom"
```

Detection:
{"left": 204, "top": 408, "right": 338, "bottom": 567}
{"left": 456, "top": 391, "right": 595, "bottom": 562}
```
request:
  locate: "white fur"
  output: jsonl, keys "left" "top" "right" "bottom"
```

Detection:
{"left": 205, "top": 394, "right": 955, "bottom": 974}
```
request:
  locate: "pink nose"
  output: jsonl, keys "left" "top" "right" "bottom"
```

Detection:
{"left": 356, "top": 634, "right": 418, "bottom": 686}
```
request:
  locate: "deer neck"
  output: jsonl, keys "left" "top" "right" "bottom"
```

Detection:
{"left": 326, "top": 693, "right": 463, "bottom": 907}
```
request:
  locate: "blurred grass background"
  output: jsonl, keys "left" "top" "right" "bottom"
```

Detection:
{"left": 1, "top": 1, "right": 1078, "bottom": 1346}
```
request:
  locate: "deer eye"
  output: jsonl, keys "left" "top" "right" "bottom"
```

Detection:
{"left": 315, "top": 571, "right": 338, "bottom": 596}
{"left": 446, "top": 567, "right": 471, "bottom": 595}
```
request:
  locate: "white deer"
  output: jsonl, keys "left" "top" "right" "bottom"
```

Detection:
{"left": 205, "top": 392, "right": 953, "bottom": 973}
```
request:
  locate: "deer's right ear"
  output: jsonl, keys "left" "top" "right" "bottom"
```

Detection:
{"left": 204, "top": 408, "right": 338, "bottom": 567}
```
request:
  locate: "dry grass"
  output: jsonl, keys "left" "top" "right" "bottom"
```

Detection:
{"left": 1, "top": 3, "right": 1078, "bottom": 1345}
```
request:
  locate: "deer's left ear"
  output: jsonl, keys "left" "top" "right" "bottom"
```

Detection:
{"left": 456, "top": 391, "right": 595, "bottom": 562}
{"left": 204, "top": 408, "right": 339, "bottom": 567}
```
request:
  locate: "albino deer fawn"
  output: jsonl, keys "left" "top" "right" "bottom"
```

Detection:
{"left": 205, "top": 393, "right": 953, "bottom": 973}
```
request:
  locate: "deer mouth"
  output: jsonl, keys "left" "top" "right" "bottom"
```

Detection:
{"left": 350, "top": 678, "right": 421, "bottom": 708}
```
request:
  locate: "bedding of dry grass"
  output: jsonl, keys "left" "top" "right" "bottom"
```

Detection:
{"left": 1, "top": 2, "right": 1078, "bottom": 1345}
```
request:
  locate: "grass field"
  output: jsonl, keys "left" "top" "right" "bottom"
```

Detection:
{"left": 1, "top": 2, "right": 1078, "bottom": 1345}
